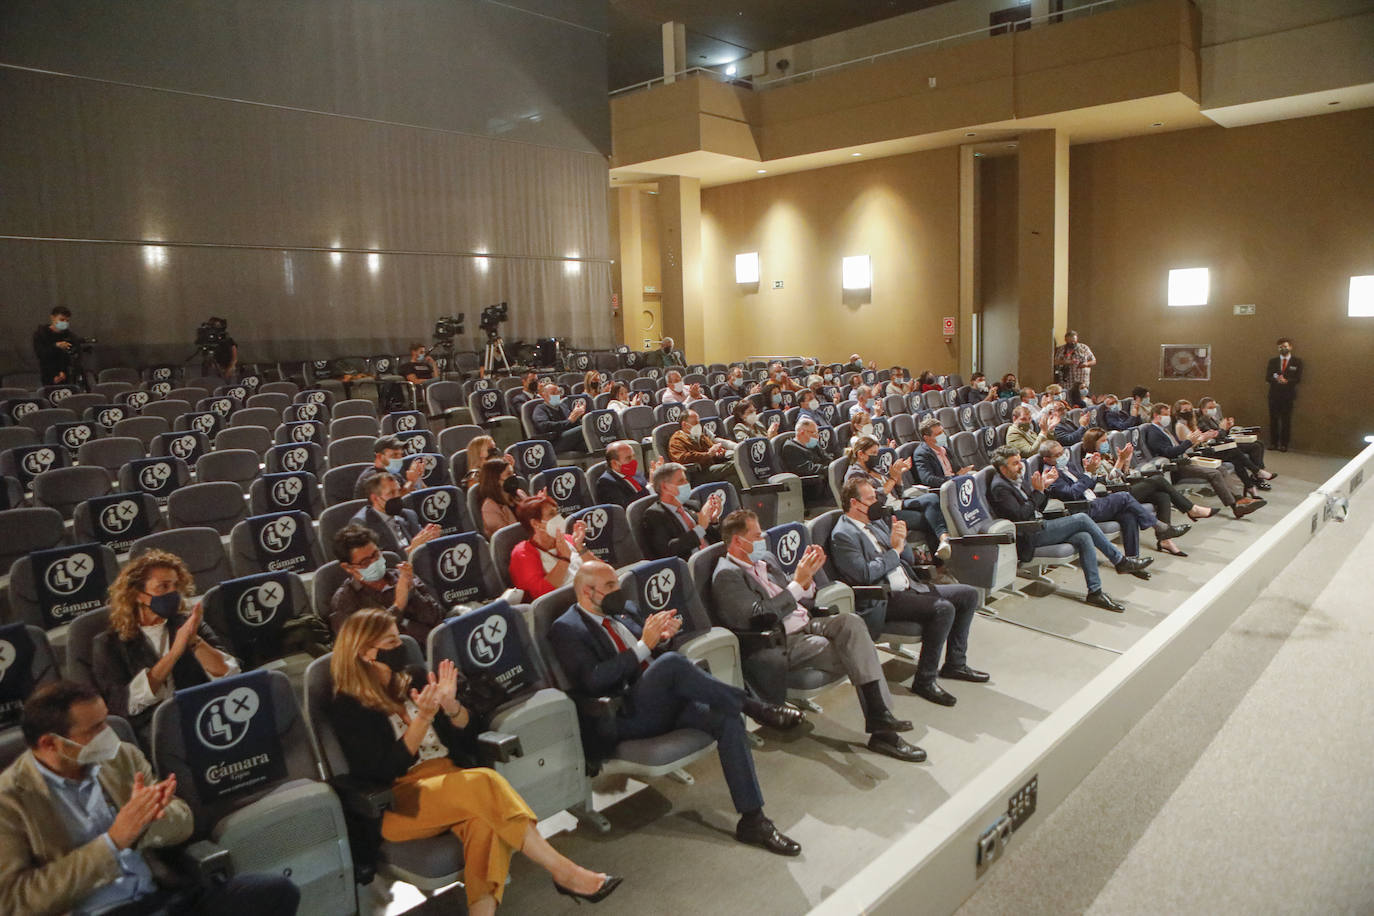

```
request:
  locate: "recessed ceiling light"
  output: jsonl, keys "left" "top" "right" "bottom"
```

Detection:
{"left": 965, "top": 132, "right": 977, "bottom": 137}
{"left": 756, "top": 169, "right": 767, "bottom": 174}
{"left": 851, "top": 152, "right": 862, "bottom": 157}
{"left": 1151, "top": 121, "right": 1164, "bottom": 127}
{"left": 726, "top": 64, "right": 737, "bottom": 76}
{"left": 1005, "top": 143, "right": 1016, "bottom": 149}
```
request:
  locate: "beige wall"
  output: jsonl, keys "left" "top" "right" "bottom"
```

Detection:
{"left": 978, "top": 156, "right": 1020, "bottom": 376}
{"left": 1069, "top": 107, "right": 1374, "bottom": 457}
{"left": 700, "top": 147, "right": 962, "bottom": 368}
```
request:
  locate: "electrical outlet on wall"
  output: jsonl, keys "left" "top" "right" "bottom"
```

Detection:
{"left": 1233, "top": 303, "right": 1256, "bottom": 315}
{"left": 772, "top": 280, "right": 784, "bottom": 289}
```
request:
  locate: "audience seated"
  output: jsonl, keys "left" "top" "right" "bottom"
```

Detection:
{"left": 1099, "top": 392, "right": 1143, "bottom": 430}
{"left": 459, "top": 434, "right": 499, "bottom": 490}
{"left": 91, "top": 551, "right": 242, "bottom": 746}
{"left": 0, "top": 681, "right": 300, "bottom": 916}
{"left": 605, "top": 381, "right": 645, "bottom": 414}
{"left": 328, "top": 523, "right": 445, "bottom": 641}
{"left": 830, "top": 478, "right": 986, "bottom": 706}
{"left": 1050, "top": 402, "right": 1092, "bottom": 446}
{"left": 1006, "top": 405, "right": 1054, "bottom": 457}
{"left": 1141, "top": 403, "right": 1265, "bottom": 518}
{"left": 477, "top": 457, "right": 526, "bottom": 537}
{"left": 508, "top": 494, "right": 594, "bottom": 600}
{"left": 640, "top": 462, "right": 723, "bottom": 560}
{"left": 353, "top": 471, "right": 441, "bottom": 557}
{"left": 667, "top": 409, "right": 738, "bottom": 487}
{"left": 1175, "top": 399, "right": 1267, "bottom": 497}
{"left": 1196, "top": 396, "right": 1271, "bottom": 475}
{"left": 712, "top": 510, "right": 924, "bottom": 762}
{"left": 986, "top": 446, "right": 1150, "bottom": 611}
{"left": 845, "top": 435, "right": 951, "bottom": 559}
{"left": 994, "top": 372, "right": 1021, "bottom": 400}
{"left": 646, "top": 336, "right": 684, "bottom": 369}
{"left": 531, "top": 383, "right": 587, "bottom": 453}
{"left": 731, "top": 401, "right": 776, "bottom": 442}
{"left": 883, "top": 369, "right": 912, "bottom": 398}
{"left": 780, "top": 419, "right": 832, "bottom": 508}
{"left": 659, "top": 370, "right": 688, "bottom": 403}
{"left": 958, "top": 373, "right": 996, "bottom": 405}
{"left": 1082, "top": 427, "right": 1213, "bottom": 554}
{"left": 354, "top": 434, "right": 425, "bottom": 499}
{"left": 549, "top": 561, "right": 803, "bottom": 856}
{"left": 326, "top": 610, "right": 619, "bottom": 912}
{"left": 916, "top": 371, "right": 941, "bottom": 392}
{"left": 595, "top": 440, "right": 654, "bottom": 508}
{"left": 911, "top": 417, "right": 975, "bottom": 489}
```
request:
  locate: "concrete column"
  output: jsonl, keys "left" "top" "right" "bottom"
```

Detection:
{"left": 614, "top": 188, "right": 643, "bottom": 348}
{"left": 958, "top": 144, "right": 977, "bottom": 375}
{"left": 662, "top": 22, "right": 686, "bottom": 84}
{"left": 1016, "top": 129, "right": 1069, "bottom": 384}
{"left": 657, "top": 176, "right": 703, "bottom": 361}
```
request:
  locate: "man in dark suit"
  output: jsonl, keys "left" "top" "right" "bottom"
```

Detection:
{"left": 712, "top": 510, "right": 923, "bottom": 762}
{"left": 550, "top": 560, "right": 803, "bottom": 855}
{"left": 1264, "top": 337, "right": 1302, "bottom": 451}
{"left": 639, "top": 462, "right": 723, "bottom": 560}
{"left": 1100, "top": 393, "right": 1143, "bottom": 430}
{"left": 985, "top": 446, "right": 1149, "bottom": 611}
{"left": 531, "top": 383, "right": 587, "bottom": 453}
{"left": 829, "top": 478, "right": 987, "bottom": 707}
{"left": 779, "top": 418, "right": 832, "bottom": 507}
{"left": 1051, "top": 407, "right": 1091, "bottom": 446}
{"left": 911, "top": 417, "right": 973, "bottom": 489}
{"left": 594, "top": 440, "right": 651, "bottom": 508}
{"left": 352, "top": 471, "right": 441, "bottom": 556}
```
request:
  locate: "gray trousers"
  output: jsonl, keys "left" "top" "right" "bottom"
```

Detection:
{"left": 744, "top": 613, "right": 890, "bottom": 706}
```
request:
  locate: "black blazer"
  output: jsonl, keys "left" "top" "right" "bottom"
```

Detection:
{"left": 987, "top": 473, "right": 1049, "bottom": 563}
{"left": 326, "top": 666, "right": 483, "bottom": 787}
{"left": 595, "top": 469, "right": 649, "bottom": 509}
{"left": 1265, "top": 355, "right": 1302, "bottom": 400}
{"left": 548, "top": 602, "right": 656, "bottom": 761}
{"left": 532, "top": 401, "right": 576, "bottom": 438}
{"left": 1141, "top": 422, "right": 1191, "bottom": 460}
{"left": 90, "top": 614, "right": 233, "bottom": 740}
{"left": 352, "top": 505, "right": 422, "bottom": 552}
{"left": 640, "top": 498, "right": 721, "bottom": 561}
{"left": 780, "top": 439, "right": 827, "bottom": 478}
{"left": 911, "top": 442, "right": 953, "bottom": 488}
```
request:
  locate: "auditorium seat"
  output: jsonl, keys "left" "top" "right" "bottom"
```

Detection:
{"left": 531, "top": 466, "right": 594, "bottom": 516}
{"left": 437, "top": 424, "right": 483, "bottom": 460}
{"left": 322, "top": 462, "right": 372, "bottom": 507}
{"left": 411, "top": 531, "right": 506, "bottom": 615}
{"left": 249, "top": 471, "right": 324, "bottom": 520}
{"left": 33, "top": 466, "right": 111, "bottom": 519}
{"left": 265, "top": 441, "right": 325, "bottom": 477}
{"left": 167, "top": 481, "right": 248, "bottom": 535}
{"left": 332, "top": 398, "right": 377, "bottom": 420}
{"left": 110, "top": 415, "right": 169, "bottom": 451}
{"left": 212, "top": 425, "right": 272, "bottom": 459}
{"left": 141, "top": 398, "right": 193, "bottom": 424}
{"left": 328, "top": 415, "right": 380, "bottom": 440}
{"left": 567, "top": 504, "right": 643, "bottom": 570}
{"left": 20, "top": 407, "right": 77, "bottom": 438}
{"left": 194, "top": 448, "right": 260, "bottom": 492}
{"left": 0, "top": 507, "right": 67, "bottom": 574}
{"left": 77, "top": 437, "right": 146, "bottom": 479}
{"left": 130, "top": 526, "right": 232, "bottom": 595}
{"left": 0, "top": 426, "right": 38, "bottom": 454}
{"left": 227, "top": 511, "right": 323, "bottom": 578}
{"left": 328, "top": 434, "right": 382, "bottom": 469}
{"left": 72, "top": 492, "right": 167, "bottom": 551}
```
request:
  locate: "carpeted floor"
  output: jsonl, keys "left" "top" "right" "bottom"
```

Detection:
{"left": 376, "top": 449, "right": 1351, "bottom": 915}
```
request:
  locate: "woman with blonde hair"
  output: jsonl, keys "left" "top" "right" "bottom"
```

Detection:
{"left": 91, "top": 550, "right": 241, "bottom": 744}
{"left": 327, "top": 610, "right": 620, "bottom": 912}
{"left": 460, "top": 435, "right": 502, "bottom": 490}
{"left": 582, "top": 369, "right": 604, "bottom": 397}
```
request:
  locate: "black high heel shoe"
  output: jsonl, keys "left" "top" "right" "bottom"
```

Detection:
{"left": 554, "top": 874, "right": 623, "bottom": 905}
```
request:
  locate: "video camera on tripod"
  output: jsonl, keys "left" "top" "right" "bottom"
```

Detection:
{"left": 480, "top": 301, "right": 511, "bottom": 373}
{"left": 433, "top": 314, "right": 466, "bottom": 341}
{"left": 195, "top": 317, "right": 229, "bottom": 354}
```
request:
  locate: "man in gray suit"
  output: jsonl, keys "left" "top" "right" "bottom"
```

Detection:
{"left": 830, "top": 477, "right": 988, "bottom": 707}
{"left": 712, "top": 510, "right": 925, "bottom": 763}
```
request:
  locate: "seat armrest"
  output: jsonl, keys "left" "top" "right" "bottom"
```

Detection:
{"left": 1011, "top": 520, "right": 1044, "bottom": 533}
{"left": 950, "top": 533, "right": 1016, "bottom": 546}
{"left": 1103, "top": 482, "right": 1130, "bottom": 493}
{"left": 849, "top": 584, "right": 888, "bottom": 601}
{"left": 575, "top": 695, "right": 624, "bottom": 718}
{"left": 161, "top": 839, "right": 234, "bottom": 888}
{"left": 741, "top": 482, "right": 789, "bottom": 495}
{"left": 477, "top": 731, "right": 524, "bottom": 764}
{"left": 331, "top": 774, "right": 395, "bottom": 819}
{"left": 732, "top": 627, "right": 783, "bottom": 652}
{"left": 1062, "top": 499, "right": 1091, "bottom": 513}
{"left": 1042, "top": 508, "right": 1068, "bottom": 519}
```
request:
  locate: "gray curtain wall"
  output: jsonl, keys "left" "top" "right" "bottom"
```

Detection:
{"left": 0, "top": 0, "right": 612, "bottom": 371}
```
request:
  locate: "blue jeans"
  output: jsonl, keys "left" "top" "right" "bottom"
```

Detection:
{"left": 901, "top": 491, "right": 947, "bottom": 538}
{"left": 1027, "top": 514, "right": 1123, "bottom": 593}
{"left": 1085, "top": 491, "right": 1157, "bottom": 557}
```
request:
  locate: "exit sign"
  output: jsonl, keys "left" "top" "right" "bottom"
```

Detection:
{"left": 1233, "top": 304, "right": 1256, "bottom": 315}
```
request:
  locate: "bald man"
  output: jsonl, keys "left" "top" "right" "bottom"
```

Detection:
{"left": 548, "top": 561, "right": 803, "bottom": 856}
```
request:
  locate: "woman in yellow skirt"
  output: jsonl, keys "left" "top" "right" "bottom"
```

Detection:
{"left": 328, "top": 609, "right": 621, "bottom": 913}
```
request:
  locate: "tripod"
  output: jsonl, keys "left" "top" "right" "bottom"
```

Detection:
{"left": 484, "top": 334, "right": 511, "bottom": 375}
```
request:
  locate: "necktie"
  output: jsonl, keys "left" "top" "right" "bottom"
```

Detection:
{"left": 624, "top": 472, "right": 642, "bottom": 493}
{"left": 601, "top": 617, "right": 647, "bottom": 671}
{"left": 676, "top": 505, "right": 706, "bottom": 548}
{"left": 1280, "top": 357, "right": 1288, "bottom": 375}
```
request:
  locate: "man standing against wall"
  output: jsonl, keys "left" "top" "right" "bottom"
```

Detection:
{"left": 1264, "top": 337, "right": 1302, "bottom": 452}
{"left": 1053, "top": 330, "right": 1096, "bottom": 404}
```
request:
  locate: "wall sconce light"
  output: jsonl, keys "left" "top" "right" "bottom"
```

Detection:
{"left": 842, "top": 255, "right": 871, "bottom": 290}
{"left": 1348, "top": 275, "right": 1374, "bottom": 317}
{"left": 735, "top": 252, "right": 759, "bottom": 284}
{"left": 1167, "top": 267, "right": 1209, "bottom": 306}
{"left": 367, "top": 252, "right": 381, "bottom": 274}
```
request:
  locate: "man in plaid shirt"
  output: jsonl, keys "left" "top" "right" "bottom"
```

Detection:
{"left": 1054, "top": 330, "right": 1097, "bottom": 396}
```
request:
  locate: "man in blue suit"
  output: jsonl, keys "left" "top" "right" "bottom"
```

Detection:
{"left": 594, "top": 441, "right": 652, "bottom": 508}
{"left": 549, "top": 560, "right": 804, "bottom": 856}
{"left": 910, "top": 417, "right": 974, "bottom": 489}
{"left": 829, "top": 477, "right": 987, "bottom": 707}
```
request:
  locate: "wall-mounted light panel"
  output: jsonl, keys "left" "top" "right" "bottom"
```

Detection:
{"left": 842, "top": 255, "right": 871, "bottom": 290}
{"left": 1167, "top": 267, "right": 1209, "bottom": 306}
{"left": 1349, "top": 275, "right": 1374, "bottom": 317}
{"left": 736, "top": 252, "right": 759, "bottom": 284}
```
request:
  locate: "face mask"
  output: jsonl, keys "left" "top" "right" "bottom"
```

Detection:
{"left": 386, "top": 457, "right": 405, "bottom": 474}
{"left": 859, "top": 424, "right": 874, "bottom": 438}
{"left": 1179, "top": 409, "right": 1193, "bottom": 419}
{"left": 359, "top": 556, "right": 387, "bottom": 582}
{"left": 1156, "top": 415, "right": 1171, "bottom": 427}
{"left": 382, "top": 496, "right": 405, "bottom": 517}
{"left": 743, "top": 411, "right": 758, "bottom": 425}
{"left": 747, "top": 538, "right": 768, "bottom": 563}
{"left": 1279, "top": 347, "right": 1291, "bottom": 356}
{"left": 55, "top": 320, "right": 70, "bottom": 331}
{"left": 935, "top": 433, "right": 949, "bottom": 449}
{"left": 688, "top": 424, "right": 703, "bottom": 439}
{"left": 1205, "top": 407, "right": 1220, "bottom": 420}
{"left": 502, "top": 476, "right": 521, "bottom": 495}
{"left": 823, "top": 373, "right": 833, "bottom": 381}
{"left": 1109, "top": 402, "right": 1122, "bottom": 413}
{"left": 60, "top": 725, "right": 121, "bottom": 766}
{"left": 548, "top": 394, "right": 562, "bottom": 408}
{"left": 375, "top": 645, "right": 409, "bottom": 669}
{"left": 620, "top": 459, "right": 638, "bottom": 478}
{"left": 545, "top": 514, "right": 567, "bottom": 538}
{"left": 1140, "top": 398, "right": 1152, "bottom": 410}
{"left": 804, "top": 436, "right": 820, "bottom": 449}
{"left": 975, "top": 381, "right": 988, "bottom": 391}
{"left": 598, "top": 587, "right": 627, "bottom": 616}
{"left": 1055, "top": 454, "right": 1070, "bottom": 469}
{"left": 1016, "top": 420, "right": 1031, "bottom": 430}
{"left": 864, "top": 501, "right": 890, "bottom": 524}
{"left": 672, "top": 382, "right": 684, "bottom": 393}
{"left": 771, "top": 394, "right": 782, "bottom": 406}
{"left": 145, "top": 591, "right": 181, "bottom": 620}
{"left": 415, "top": 350, "right": 425, "bottom": 359}
{"left": 1098, "top": 443, "right": 1112, "bottom": 455}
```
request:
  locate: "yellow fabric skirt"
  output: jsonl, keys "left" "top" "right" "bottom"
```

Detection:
{"left": 380, "top": 758, "right": 536, "bottom": 906}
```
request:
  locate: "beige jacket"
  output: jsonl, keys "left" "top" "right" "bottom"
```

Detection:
{"left": 0, "top": 744, "right": 192, "bottom": 916}
{"left": 1006, "top": 423, "right": 1054, "bottom": 458}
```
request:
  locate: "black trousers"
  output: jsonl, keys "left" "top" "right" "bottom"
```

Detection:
{"left": 881, "top": 584, "right": 980, "bottom": 683}
{"left": 103, "top": 874, "right": 300, "bottom": 916}
{"left": 1268, "top": 394, "right": 1294, "bottom": 448}
{"left": 1128, "top": 475, "right": 1193, "bottom": 526}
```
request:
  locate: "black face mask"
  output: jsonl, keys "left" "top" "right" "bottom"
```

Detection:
{"left": 375, "top": 646, "right": 410, "bottom": 669}
{"left": 863, "top": 501, "right": 890, "bottom": 524}
{"left": 502, "top": 476, "right": 521, "bottom": 495}
{"left": 599, "top": 588, "right": 628, "bottom": 616}
{"left": 382, "top": 496, "right": 405, "bottom": 517}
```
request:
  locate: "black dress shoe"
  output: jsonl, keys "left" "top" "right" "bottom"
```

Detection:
{"left": 865, "top": 709, "right": 914, "bottom": 733}
{"left": 1085, "top": 590, "right": 1125, "bottom": 611}
{"left": 1159, "top": 524, "right": 1191, "bottom": 540}
{"left": 1255, "top": 481, "right": 1272, "bottom": 491}
{"left": 553, "top": 874, "right": 624, "bottom": 904}
{"left": 939, "top": 664, "right": 990, "bottom": 683}
{"left": 1113, "top": 555, "right": 1153, "bottom": 575}
{"left": 867, "top": 732, "right": 927, "bottom": 763}
{"left": 746, "top": 702, "right": 804, "bottom": 730}
{"left": 736, "top": 816, "right": 802, "bottom": 856}
{"left": 911, "top": 680, "right": 957, "bottom": 706}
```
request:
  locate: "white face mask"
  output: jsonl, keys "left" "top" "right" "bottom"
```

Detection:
{"left": 743, "top": 411, "right": 758, "bottom": 425}
{"left": 975, "top": 381, "right": 988, "bottom": 391}
{"left": 859, "top": 424, "right": 874, "bottom": 438}
{"left": 672, "top": 382, "right": 684, "bottom": 393}
{"left": 60, "top": 725, "right": 122, "bottom": 766}
{"left": 545, "top": 514, "right": 567, "bottom": 538}
{"left": 1205, "top": 407, "right": 1221, "bottom": 420}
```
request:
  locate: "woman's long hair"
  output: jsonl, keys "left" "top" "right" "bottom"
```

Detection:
{"left": 1173, "top": 399, "right": 1199, "bottom": 433}
{"left": 330, "top": 609, "right": 410, "bottom": 715}
{"left": 463, "top": 435, "right": 495, "bottom": 483}
{"left": 846, "top": 435, "right": 879, "bottom": 465}
{"left": 477, "top": 457, "right": 515, "bottom": 507}
{"left": 107, "top": 550, "right": 193, "bottom": 641}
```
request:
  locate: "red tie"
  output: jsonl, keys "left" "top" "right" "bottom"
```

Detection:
{"left": 624, "top": 472, "right": 642, "bottom": 493}
{"left": 601, "top": 617, "right": 647, "bottom": 671}
{"left": 676, "top": 505, "right": 706, "bottom": 548}
{"left": 1280, "top": 357, "right": 1288, "bottom": 375}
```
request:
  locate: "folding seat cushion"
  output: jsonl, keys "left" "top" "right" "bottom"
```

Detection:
{"left": 32, "top": 466, "right": 111, "bottom": 519}
{"left": 166, "top": 481, "right": 248, "bottom": 534}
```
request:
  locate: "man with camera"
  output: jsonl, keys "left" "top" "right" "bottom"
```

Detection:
{"left": 399, "top": 342, "right": 438, "bottom": 384}
{"left": 197, "top": 317, "right": 238, "bottom": 381}
{"left": 33, "top": 306, "right": 83, "bottom": 386}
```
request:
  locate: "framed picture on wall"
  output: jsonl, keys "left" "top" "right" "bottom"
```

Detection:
{"left": 1159, "top": 345, "right": 1212, "bottom": 381}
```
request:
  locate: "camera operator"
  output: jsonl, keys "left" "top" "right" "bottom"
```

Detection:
{"left": 199, "top": 316, "right": 238, "bottom": 381}
{"left": 33, "top": 306, "right": 82, "bottom": 386}
{"left": 400, "top": 342, "right": 438, "bottom": 385}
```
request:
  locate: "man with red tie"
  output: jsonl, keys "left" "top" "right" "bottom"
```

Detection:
{"left": 639, "top": 463, "right": 724, "bottom": 560}
{"left": 595, "top": 440, "right": 656, "bottom": 508}
{"left": 1264, "top": 337, "right": 1302, "bottom": 452}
